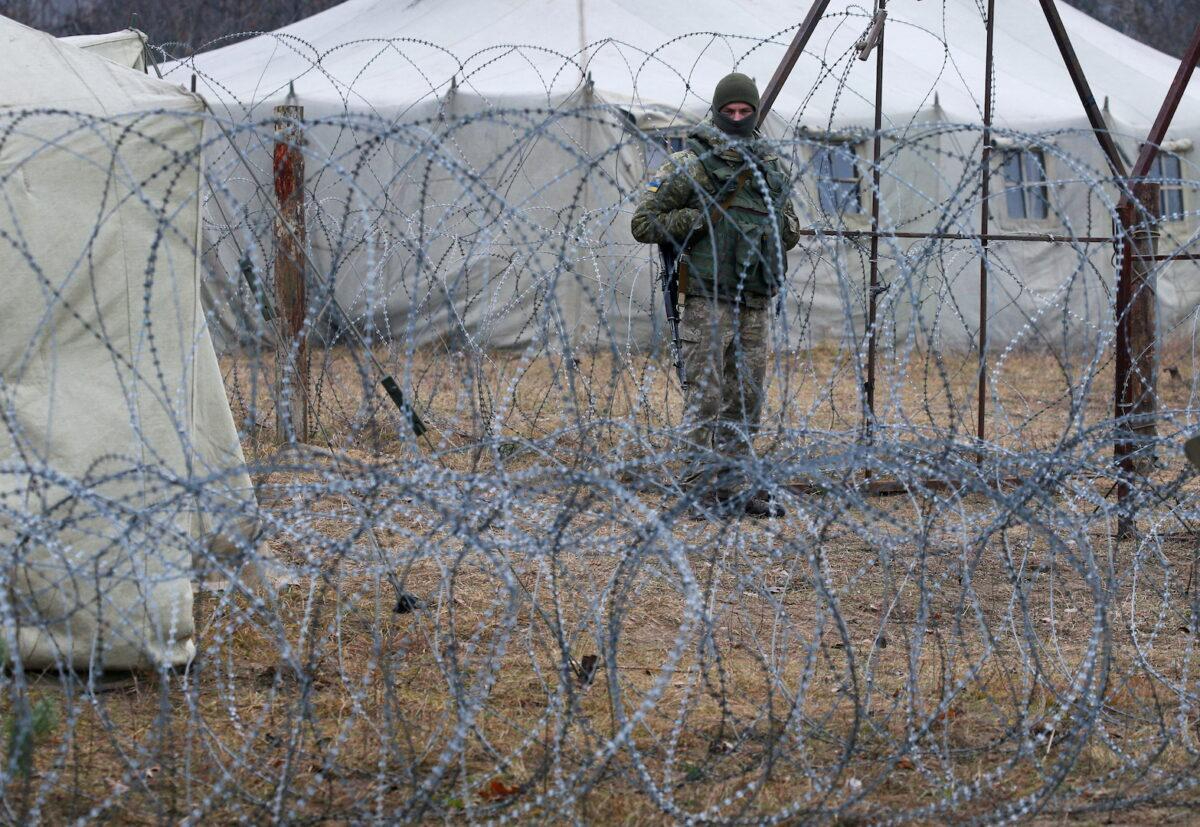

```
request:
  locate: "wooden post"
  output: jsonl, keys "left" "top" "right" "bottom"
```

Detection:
{"left": 273, "top": 92, "right": 308, "bottom": 443}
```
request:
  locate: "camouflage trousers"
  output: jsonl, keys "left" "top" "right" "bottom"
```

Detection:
{"left": 678, "top": 295, "right": 769, "bottom": 488}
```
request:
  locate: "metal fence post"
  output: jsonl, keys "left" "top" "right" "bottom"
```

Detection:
{"left": 977, "top": 0, "right": 996, "bottom": 450}
{"left": 1114, "top": 183, "right": 1160, "bottom": 537}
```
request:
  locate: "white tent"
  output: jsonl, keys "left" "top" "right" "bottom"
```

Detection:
{"left": 176, "top": 0, "right": 1200, "bottom": 128}
{"left": 174, "top": 0, "right": 1200, "bottom": 352}
{"left": 62, "top": 28, "right": 148, "bottom": 70}
{"left": 0, "top": 16, "right": 256, "bottom": 671}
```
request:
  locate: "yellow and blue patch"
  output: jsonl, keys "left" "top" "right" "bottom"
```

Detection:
{"left": 646, "top": 179, "right": 660, "bottom": 193}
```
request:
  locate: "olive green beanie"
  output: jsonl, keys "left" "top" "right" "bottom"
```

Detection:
{"left": 711, "top": 73, "right": 760, "bottom": 138}
{"left": 713, "top": 72, "right": 760, "bottom": 113}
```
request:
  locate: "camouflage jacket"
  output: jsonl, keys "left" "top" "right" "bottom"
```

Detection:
{"left": 631, "top": 119, "right": 800, "bottom": 308}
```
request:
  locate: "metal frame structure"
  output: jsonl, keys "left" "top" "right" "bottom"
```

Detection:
{"left": 760, "top": 0, "right": 1200, "bottom": 518}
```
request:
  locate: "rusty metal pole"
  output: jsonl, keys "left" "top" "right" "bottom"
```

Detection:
{"left": 1123, "top": 22, "right": 1200, "bottom": 196}
{"left": 794, "top": 228, "right": 1116, "bottom": 243}
{"left": 1128, "top": 188, "right": 1160, "bottom": 453}
{"left": 976, "top": 0, "right": 996, "bottom": 448}
{"left": 1115, "top": 183, "right": 1160, "bottom": 537}
{"left": 273, "top": 89, "right": 309, "bottom": 443}
{"left": 864, "top": 0, "right": 887, "bottom": 444}
{"left": 1037, "top": 0, "right": 1128, "bottom": 180}
{"left": 1113, "top": 194, "right": 1135, "bottom": 536}
{"left": 757, "top": 0, "right": 833, "bottom": 125}
{"left": 1112, "top": 23, "right": 1200, "bottom": 533}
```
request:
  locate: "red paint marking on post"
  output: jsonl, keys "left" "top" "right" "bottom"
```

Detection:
{"left": 273, "top": 143, "right": 296, "bottom": 204}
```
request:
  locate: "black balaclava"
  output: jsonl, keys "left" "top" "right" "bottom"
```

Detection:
{"left": 711, "top": 72, "right": 760, "bottom": 139}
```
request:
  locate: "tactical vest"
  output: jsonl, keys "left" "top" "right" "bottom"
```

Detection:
{"left": 681, "top": 138, "right": 791, "bottom": 303}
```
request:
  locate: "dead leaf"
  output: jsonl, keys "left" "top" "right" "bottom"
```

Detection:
{"left": 478, "top": 778, "right": 520, "bottom": 801}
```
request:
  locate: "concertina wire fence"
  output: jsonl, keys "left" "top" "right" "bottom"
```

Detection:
{"left": 4, "top": 17, "right": 1200, "bottom": 826}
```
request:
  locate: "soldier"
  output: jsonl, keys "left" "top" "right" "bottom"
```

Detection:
{"left": 632, "top": 72, "right": 800, "bottom": 518}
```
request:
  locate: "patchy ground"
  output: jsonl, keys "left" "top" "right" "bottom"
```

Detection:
{"left": 7, "top": 341, "right": 1200, "bottom": 823}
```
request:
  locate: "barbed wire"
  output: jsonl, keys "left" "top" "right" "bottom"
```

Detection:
{"left": 3, "top": 7, "right": 1200, "bottom": 823}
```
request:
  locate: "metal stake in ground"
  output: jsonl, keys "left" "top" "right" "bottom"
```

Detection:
{"left": 1114, "top": 183, "right": 1160, "bottom": 537}
{"left": 977, "top": 0, "right": 996, "bottom": 450}
{"left": 1127, "top": 193, "right": 1160, "bottom": 460}
{"left": 864, "top": 0, "right": 887, "bottom": 462}
{"left": 273, "top": 86, "right": 309, "bottom": 444}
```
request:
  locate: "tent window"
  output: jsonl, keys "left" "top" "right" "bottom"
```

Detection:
{"left": 1002, "top": 149, "right": 1049, "bottom": 220}
{"left": 813, "top": 143, "right": 862, "bottom": 215}
{"left": 1148, "top": 152, "right": 1185, "bottom": 220}
{"left": 644, "top": 133, "right": 687, "bottom": 176}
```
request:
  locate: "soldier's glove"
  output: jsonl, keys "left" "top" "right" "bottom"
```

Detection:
{"left": 663, "top": 207, "right": 703, "bottom": 242}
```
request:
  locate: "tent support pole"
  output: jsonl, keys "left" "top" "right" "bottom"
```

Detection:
{"left": 864, "top": 0, "right": 887, "bottom": 471}
{"left": 976, "top": 0, "right": 995, "bottom": 450}
{"left": 273, "top": 97, "right": 309, "bottom": 444}
{"left": 757, "top": 0, "right": 833, "bottom": 125}
{"left": 1036, "top": 0, "right": 1128, "bottom": 179}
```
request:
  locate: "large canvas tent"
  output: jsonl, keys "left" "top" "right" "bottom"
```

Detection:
{"left": 176, "top": 0, "right": 1200, "bottom": 352}
{"left": 62, "top": 27, "right": 149, "bottom": 70}
{"left": 0, "top": 16, "right": 256, "bottom": 670}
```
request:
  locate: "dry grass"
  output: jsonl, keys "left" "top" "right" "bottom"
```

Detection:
{"left": 223, "top": 335, "right": 1149, "bottom": 455}
{"left": 7, "top": 341, "right": 1200, "bottom": 823}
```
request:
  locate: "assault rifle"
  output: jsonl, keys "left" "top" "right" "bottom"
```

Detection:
{"left": 657, "top": 165, "right": 754, "bottom": 388}
{"left": 659, "top": 240, "right": 687, "bottom": 387}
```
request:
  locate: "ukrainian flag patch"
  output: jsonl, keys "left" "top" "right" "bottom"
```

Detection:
{"left": 646, "top": 179, "right": 660, "bottom": 192}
